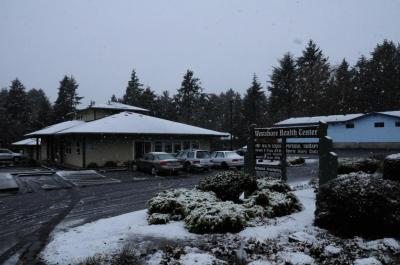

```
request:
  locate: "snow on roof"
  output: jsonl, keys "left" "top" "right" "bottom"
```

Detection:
{"left": 58, "top": 112, "right": 229, "bottom": 137}
{"left": 379, "top": 110, "right": 400, "bottom": 118}
{"left": 79, "top": 102, "right": 149, "bottom": 112}
{"left": 275, "top": 113, "right": 364, "bottom": 126}
{"left": 12, "top": 138, "right": 41, "bottom": 146}
{"left": 25, "top": 120, "right": 85, "bottom": 136}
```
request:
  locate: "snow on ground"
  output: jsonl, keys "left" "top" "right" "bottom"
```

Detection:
{"left": 41, "top": 210, "right": 195, "bottom": 265}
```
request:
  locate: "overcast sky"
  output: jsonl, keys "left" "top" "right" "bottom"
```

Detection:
{"left": 1, "top": 0, "right": 399, "bottom": 106}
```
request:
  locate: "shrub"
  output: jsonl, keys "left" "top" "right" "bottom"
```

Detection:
{"left": 147, "top": 188, "right": 219, "bottom": 220}
{"left": 315, "top": 172, "right": 400, "bottom": 238}
{"left": 86, "top": 162, "right": 99, "bottom": 169}
{"left": 148, "top": 213, "right": 170, "bottom": 225}
{"left": 184, "top": 201, "right": 249, "bottom": 234}
{"left": 103, "top": 161, "right": 118, "bottom": 167}
{"left": 383, "top": 153, "right": 400, "bottom": 181}
{"left": 243, "top": 188, "right": 302, "bottom": 218}
{"left": 337, "top": 158, "right": 380, "bottom": 174}
{"left": 197, "top": 171, "right": 257, "bottom": 202}
{"left": 256, "top": 177, "right": 291, "bottom": 193}
{"left": 287, "top": 156, "right": 305, "bottom": 166}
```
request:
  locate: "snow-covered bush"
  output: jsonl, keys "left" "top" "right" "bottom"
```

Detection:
{"left": 337, "top": 158, "right": 381, "bottom": 174}
{"left": 287, "top": 156, "right": 305, "bottom": 166}
{"left": 256, "top": 177, "right": 291, "bottom": 193}
{"left": 148, "top": 213, "right": 170, "bottom": 225}
{"left": 243, "top": 188, "right": 302, "bottom": 218}
{"left": 383, "top": 153, "right": 400, "bottom": 181}
{"left": 197, "top": 171, "right": 257, "bottom": 202}
{"left": 184, "top": 201, "right": 249, "bottom": 233}
{"left": 147, "top": 188, "right": 219, "bottom": 220}
{"left": 103, "top": 160, "right": 118, "bottom": 167}
{"left": 86, "top": 162, "right": 99, "bottom": 169}
{"left": 315, "top": 172, "right": 400, "bottom": 238}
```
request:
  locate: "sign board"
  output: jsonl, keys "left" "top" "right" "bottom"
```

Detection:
{"left": 246, "top": 122, "right": 337, "bottom": 185}
{"left": 254, "top": 126, "right": 320, "bottom": 138}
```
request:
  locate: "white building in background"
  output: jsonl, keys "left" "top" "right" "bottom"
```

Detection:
{"left": 21, "top": 102, "right": 228, "bottom": 168}
{"left": 275, "top": 111, "right": 400, "bottom": 149}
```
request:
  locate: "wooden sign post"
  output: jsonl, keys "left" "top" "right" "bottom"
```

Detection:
{"left": 246, "top": 121, "right": 337, "bottom": 185}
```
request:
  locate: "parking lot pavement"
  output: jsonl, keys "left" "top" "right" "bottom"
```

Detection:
{"left": 0, "top": 162, "right": 319, "bottom": 263}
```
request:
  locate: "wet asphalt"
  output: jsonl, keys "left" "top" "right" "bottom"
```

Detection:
{"left": 0, "top": 149, "right": 396, "bottom": 264}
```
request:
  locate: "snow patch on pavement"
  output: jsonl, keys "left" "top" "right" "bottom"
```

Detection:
{"left": 41, "top": 209, "right": 195, "bottom": 265}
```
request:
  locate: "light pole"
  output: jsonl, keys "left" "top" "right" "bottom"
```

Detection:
{"left": 230, "top": 100, "right": 233, "bottom": 151}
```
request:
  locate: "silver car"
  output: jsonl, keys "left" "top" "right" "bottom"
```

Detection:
{"left": 0, "top": 148, "right": 25, "bottom": 162}
{"left": 211, "top": 151, "right": 244, "bottom": 169}
{"left": 176, "top": 150, "right": 212, "bottom": 172}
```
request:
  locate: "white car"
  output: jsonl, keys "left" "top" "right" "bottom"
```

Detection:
{"left": 211, "top": 151, "right": 244, "bottom": 169}
{"left": 0, "top": 148, "right": 26, "bottom": 162}
{"left": 176, "top": 150, "right": 212, "bottom": 172}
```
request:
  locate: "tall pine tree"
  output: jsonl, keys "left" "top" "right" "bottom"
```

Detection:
{"left": 174, "top": 70, "right": 202, "bottom": 124}
{"left": 52, "top": 76, "right": 82, "bottom": 123}
{"left": 243, "top": 74, "right": 267, "bottom": 127}
{"left": 4, "top": 79, "right": 30, "bottom": 143}
{"left": 28, "top": 88, "right": 53, "bottom": 130}
{"left": 268, "top": 53, "right": 297, "bottom": 122}
{"left": 296, "top": 40, "right": 331, "bottom": 116}
{"left": 123, "top": 69, "right": 143, "bottom": 106}
{"left": 327, "top": 59, "right": 355, "bottom": 114}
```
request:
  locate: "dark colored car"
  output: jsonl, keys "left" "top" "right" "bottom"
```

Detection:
{"left": 136, "top": 152, "right": 183, "bottom": 175}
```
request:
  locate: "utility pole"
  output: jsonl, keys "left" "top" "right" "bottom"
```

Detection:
{"left": 230, "top": 100, "right": 233, "bottom": 150}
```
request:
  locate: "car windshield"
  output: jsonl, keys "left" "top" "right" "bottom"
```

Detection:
{"left": 155, "top": 154, "right": 175, "bottom": 160}
{"left": 225, "top": 151, "right": 240, "bottom": 158}
{"left": 196, "top": 151, "right": 210, "bottom": 159}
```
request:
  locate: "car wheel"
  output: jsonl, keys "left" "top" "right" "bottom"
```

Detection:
{"left": 184, "top": 162, "right": 191, "bottom": 172}
{"left": 221, "top": 162, "right": 229, "bottom": 170}
{"left": 151, "top": 166, "right": 158, "bottom": 176}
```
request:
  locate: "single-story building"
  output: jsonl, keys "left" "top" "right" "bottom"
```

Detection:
{"left": 12, "top": 138, "right": 41, "bottom": 160}
{"left": 24, "top": 102, "right": 228, "bottom": 168}
{"left": 275, "top": 111, "right": 400, "bottom": 149}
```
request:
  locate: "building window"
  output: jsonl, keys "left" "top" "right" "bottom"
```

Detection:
{"left": 183, "top": 141, "right": 190, "bottom": 150}
{"left": 174, "top": 142, "right": 182, "bottom": 153}
{"left": 154, "top": 141, "right": 163, "bottom": 152}
{"left": 144, "top": 142, "right": 152, "bottom": 153}
{"left": 191, "top": 141, "right": 200, "bottom": 150}
{"left": 164, "top": 142, "right": 172, "bottom": 153}
{"left": 346, "top": 123, "right": 354, "bottom": 129}
{"left": 374, "top": 122, "right": 384, "bottom": 128}
{"left": 396, "top": 121, "right": 400, "bottom": 127}
{"left": 65, "top": 142, "right": 72, "bottom": 154}
{"left": 76, "top": 141, "right": 81, "bottom": 155}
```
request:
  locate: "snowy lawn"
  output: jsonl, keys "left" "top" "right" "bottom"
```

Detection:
{"left": 41, "top": 182, "right": 400, "bottom": 264}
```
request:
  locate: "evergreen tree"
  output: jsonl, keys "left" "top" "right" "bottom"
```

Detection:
{"left": 296, "top": 40, "right": 331, "bottom": 116}
{"left": 110, "top": 94, "right": 120, "bottom": 102}
{"left": 0, "top": 88, "right": 9, "bottom": 147}
{"left": 243, "top": 74, "right": 267, "bottom": 127}
{"left": 122, "top": 69, "right": 143, "bottom": 106}
{"left": 154, "top": 90, "right": 178, "bottom": 121}
{"left": 4, "top": 79, "right": 30, "bottom": 143}
{"left": 367, "top": 40, "right": 400, "bottom": 111}
{"left": 353, "top": 56, "right": 373, "bottom": 113}
{"left": 268, "top": 53, "right": 297, "bottom": 122}
{"left": 139, "top": 86, "right": 157, "bottom": 114}
{"left": 52, "top": 76, "right": 82, "bottom": 123}
{"left": 174, "top": 70, "right": 202, "bottom": 124}
{"left": 327, "top": 59, "right": 355, "bottom": 114}
{"left": 27, "top": 88, "right": 52, "bottom": 130}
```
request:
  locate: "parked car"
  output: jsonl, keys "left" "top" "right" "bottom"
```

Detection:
{"left": 176, "top": 150, "right": 212, "bottom": 172}
{"left": 0, "top": 148, "right": 26, "bottom": 162}
{"left": 210, "top": 151, "right": 244, "bottom": 169}
{"left": 136, "top": 152, "right": 183, "bottom": 175}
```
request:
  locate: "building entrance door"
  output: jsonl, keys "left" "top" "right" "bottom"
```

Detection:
{"left": 135, "top": 141, "right": 152, "bottom": 159}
